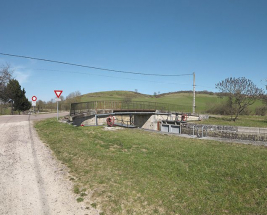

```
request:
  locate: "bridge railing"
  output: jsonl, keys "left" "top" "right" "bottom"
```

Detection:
{"left": 70, "top": 100, "right": 191, "bottom": 116}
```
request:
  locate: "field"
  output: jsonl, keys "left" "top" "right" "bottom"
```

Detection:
{"left": 35, "top": 118, "right": 267, "bottom": 215}
{"left": 195, "top": 115, "right": 267, "bottom": 128}
{"left": 79, "top": 91, "right": 219, "bottom": 113}
{"left": 78, "top": 90, "right": 264, "bottom": 114}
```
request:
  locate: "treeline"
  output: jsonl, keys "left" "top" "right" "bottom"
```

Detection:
{"left": 0, "top": 64, "right": 31, "bottom": 115}
{"left": 156, "top": 90, "right": 217, "bottom": 97}
{"left": 0, "top": 63, "right": 82, "bottom": 114}
{"left": 35, "top": 91, "right": 82, "bottom": 112}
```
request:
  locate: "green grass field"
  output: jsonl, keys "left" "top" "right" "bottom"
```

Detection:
{"left": 78, "top": 90, "right": 265, "bottom": 114}
{"left": 79, "top": 91, "right": 219, "bottom": 113}
{"left": 195, "top": 115, "right": 267, "bottom": 128}
{"left": 35, "top": 118, "right": 267, "bottom": 215}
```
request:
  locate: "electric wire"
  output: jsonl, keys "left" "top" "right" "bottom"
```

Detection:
{"left": 195, "top": 85, "right": 217, "bottom": 90}
{"left": 0, "top": 52, "right": 192, "bottom": 77}
{"left": 20, "top": 68, "right": 190, "bottom": 85}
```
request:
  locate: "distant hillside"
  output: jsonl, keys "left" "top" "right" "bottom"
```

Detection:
{"left": 75, "top": 90, "right": 215, "bottom": 113}
{"left": 80, "top": 90, "right": 149, "bottom": 102}
{"left": 76, "top": 90, "right": 264, "bottom": 114}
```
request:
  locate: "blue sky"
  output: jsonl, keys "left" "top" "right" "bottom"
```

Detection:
{"left": 0, "top": 0, "right": 266, "bottom": 102}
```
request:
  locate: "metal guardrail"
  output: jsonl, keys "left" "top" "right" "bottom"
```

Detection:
{"left": 70, "top": 100, "right": 190, "bottom": 116}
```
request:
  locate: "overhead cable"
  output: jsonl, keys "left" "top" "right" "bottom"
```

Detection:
{"left": 0, "top": 52, "right": 192, "bottom": 77}
{"left": 22, "top": 68, "right": 190, "bottom": 85}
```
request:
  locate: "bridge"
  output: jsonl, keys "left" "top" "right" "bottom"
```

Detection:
{"left": 70, "top": 100, "right": 191, "bottom": 116}
{"left": 69, "top": 100, "right": 198, "bottom": 131}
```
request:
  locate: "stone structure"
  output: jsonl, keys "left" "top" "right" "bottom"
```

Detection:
{"left": 182, "top": 123, "right": 267, "bottom": 142}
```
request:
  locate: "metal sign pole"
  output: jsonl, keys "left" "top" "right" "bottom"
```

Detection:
{"left": 54, "top": 90, "right": 63, "bottom": 120}
{"left": 57, "top": 101, "right": 59, "bottom": 120}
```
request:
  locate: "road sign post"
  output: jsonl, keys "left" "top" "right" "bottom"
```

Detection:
{"left": 32, "top": 96, "right": 37, "bottom": 113}
{"left": 54, "top": 90, "right": 63, "bottom": 120}
{"left": 57, "top": 100, "right": 58, "bottom": 120}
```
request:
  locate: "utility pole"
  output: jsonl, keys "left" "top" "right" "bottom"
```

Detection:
{"left": 193, "top": 72, "right": 196, "bottom": 114}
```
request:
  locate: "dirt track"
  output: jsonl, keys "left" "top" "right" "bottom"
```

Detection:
{"left": 0, "top": 113, "right": 99, "bottom": 215}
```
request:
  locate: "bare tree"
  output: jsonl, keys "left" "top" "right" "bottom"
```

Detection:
{"left": 66, "top": 91, "right": 81, "bottom": 99}
{"left": 37, "top": 100, "right": 46, "bottom": 111}
{"left": 0, "top": 64, "right": 13, "bottom": 102}
{"left": 61, "top": 91, "right": 82, "bottom": 111}
{"left": 0, "top": 64, "right": 13, "bottom": 114}
{"left": 216, "top": 77, "right": 264, "bottom": 121}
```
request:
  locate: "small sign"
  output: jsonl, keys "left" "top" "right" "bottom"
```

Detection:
{"left": 32, "top": 101, "right": 36, "bottom": 106}
{"left": 54, "top": 90, "right": 63, "bottom": 98}
{"left": 32, "top": 96, "right": 37, "bottom": 101}
{"left": 55, "top": 98, "right": 61, "bottom": 102}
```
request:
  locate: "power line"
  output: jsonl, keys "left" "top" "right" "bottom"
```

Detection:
{"left": 12, "top": 67, "right": 191, "bottom": 85}
{"left": 196, "top": 85, "right": 217, "bottom": 90}
{"left": 0, "top": 52, "right": 192, "bottom": 77}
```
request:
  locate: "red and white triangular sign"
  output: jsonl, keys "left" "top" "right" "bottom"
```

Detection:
{"left": 54, "top": 90, "right": 63, "bottom": 98}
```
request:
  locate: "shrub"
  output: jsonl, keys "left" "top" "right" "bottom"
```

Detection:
{"left": 206, "top": 101, "right": 232, "bottom": 115}
{"left": 255, "top": 106, "right": 267, "bottom": 116}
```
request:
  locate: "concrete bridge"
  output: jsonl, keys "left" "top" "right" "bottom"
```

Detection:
{"left": 69, "top": 101, "right": 267, "bottom": 142}
{"left": 70, "top": 100, "right": 190, "bottom": 116}
{"left": 70, "top": 100, "right": 199, "bottom": 131}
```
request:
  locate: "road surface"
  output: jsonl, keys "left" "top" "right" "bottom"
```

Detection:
{"left": 0, "top": 113, "right": 99, "bottom": 215}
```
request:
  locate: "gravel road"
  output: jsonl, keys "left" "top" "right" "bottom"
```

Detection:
{"left": 0, "top": 113, "right": 99, "bottom": 215}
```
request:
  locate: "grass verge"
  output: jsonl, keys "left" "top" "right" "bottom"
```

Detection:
{"left": 195, "top": 115, "right": 267, "bottom": 128}
{"left": 35, "top": 118, "right": 267, "bottom": 214}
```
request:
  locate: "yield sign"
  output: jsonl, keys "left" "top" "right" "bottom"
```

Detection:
{"left": 54, "top": 90, "right": 63, "bottom": 98}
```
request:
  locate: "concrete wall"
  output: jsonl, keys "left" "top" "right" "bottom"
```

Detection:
{"left": 186, "top": 123, "right": 238, "bottom": 132}
{"left": 238, "top": 127, "right": 267, "bottom": 134}
{"left": 208, "top": 131, "right": 267, "bottom": 142}
{"left": 135, "top": 114, "right": 176, "bottom": 130}
{"left": 186, "top": 123, "right": 267, "bottom": 135}
{"left": 134, "top": 114, "right": 200, "bottom": 130}
{"left": 74, "top": 115, "right": 132, "bottom": 126}
{"left": 71, "top": 115, "right": 108, "bottom": 126}
{"left": 72, "top": 113, "right": 200, "bottom": 128}
{"left": 83, "top": 116, "right": 107, "bottom": 126}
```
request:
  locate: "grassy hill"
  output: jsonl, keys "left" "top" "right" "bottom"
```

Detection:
{"left": 76, "top": 90, "right": 264, "bottom": 114}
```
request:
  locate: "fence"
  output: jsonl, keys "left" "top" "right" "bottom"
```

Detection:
{"left": 182, "top": 123, "right": 267, "bottom": 141}
{"left": 70, "top": 100, "right": 190, "bottom": 116}
{"left": 182, "top": 125, "right": 208, "bottom": 137}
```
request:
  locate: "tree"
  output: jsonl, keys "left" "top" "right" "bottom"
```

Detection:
{"left": 0, "top": 64, "right": 13, "bottom": 102}
{"left": 37, "top": 100, "right": 46, "bottom": 111}
{"left": 216, "top": 77, "right": 264, "bottom": 121}
{"left": 62, "top": 91, "right": 81, "bottom": 111}
{"left": 6, "top": 79, "right": 31, "bottom": 114}
{"left": 66, "top": 91, "right": 81, "bottom": 100}
{"left": 122, "top": 96, "right": 132, "bottom": 104}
